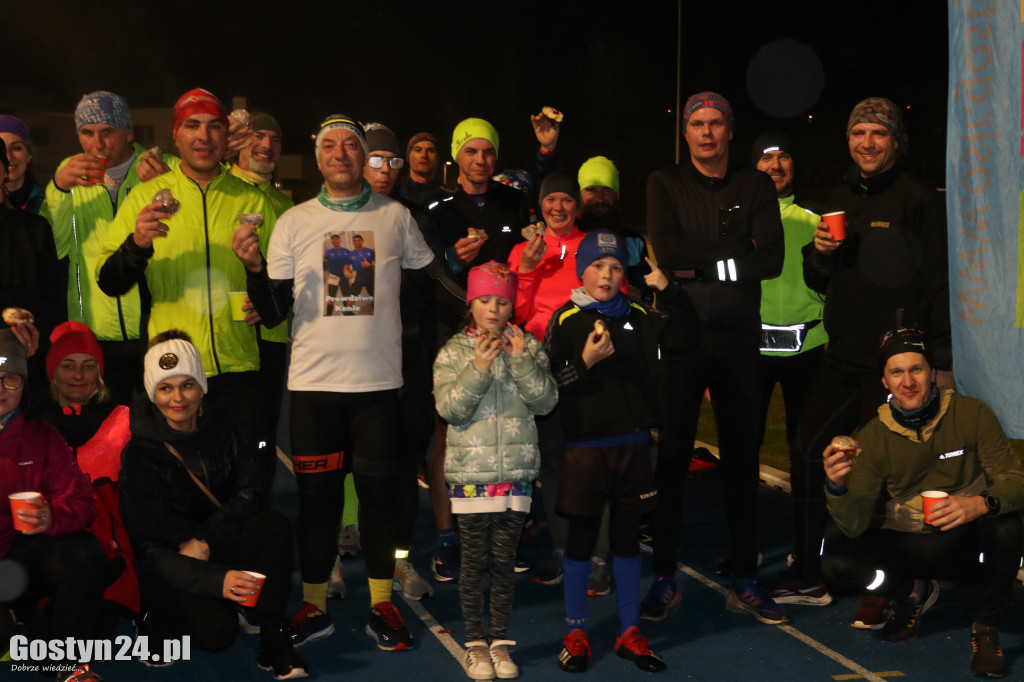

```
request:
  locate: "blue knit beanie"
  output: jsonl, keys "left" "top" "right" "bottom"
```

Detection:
{"left": 576, "top": 230, "right": 627, "bottom": 280}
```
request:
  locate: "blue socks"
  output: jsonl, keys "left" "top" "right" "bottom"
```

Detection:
{"left": 613, "top": 554, "right": 641, "bottom": 635}
{"left": 563, "top": 556, "right": 590, "bottom": 633}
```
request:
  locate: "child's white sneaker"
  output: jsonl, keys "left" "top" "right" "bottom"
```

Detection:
{"left": 490, "top": 639, "right": 519, "bottom": 679}
{"left": 464, "top": 641, "right": 495, "bottom": 680}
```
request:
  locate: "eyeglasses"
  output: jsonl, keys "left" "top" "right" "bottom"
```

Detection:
{"left": 367, "top": 156, "right": 404, "bottom": 170}
{"left": 1, "top": 374, "right": 25, "bottom": 391}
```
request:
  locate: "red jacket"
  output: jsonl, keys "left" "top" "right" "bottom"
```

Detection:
{"left": 508, "top": 225, "right": 628, "bottom": 341}
{"left": 0, "top": 413, "right": 97, "bottom": 559}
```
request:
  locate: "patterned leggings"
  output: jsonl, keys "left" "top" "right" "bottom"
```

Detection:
{"left": 457, "top": 509, "right": 526, "bottom": 642}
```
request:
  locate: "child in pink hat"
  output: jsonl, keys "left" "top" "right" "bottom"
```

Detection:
{"left": 433, "top": 261, "right": 558, "bottom": 680}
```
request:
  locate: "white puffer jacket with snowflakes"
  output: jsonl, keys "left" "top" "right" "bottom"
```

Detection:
{"left": 433, "top": 328, "right": 557, "bottom": 486}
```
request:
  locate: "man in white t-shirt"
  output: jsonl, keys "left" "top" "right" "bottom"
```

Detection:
{"left": 233, "top": 114, "right": 462, "bottom": 654}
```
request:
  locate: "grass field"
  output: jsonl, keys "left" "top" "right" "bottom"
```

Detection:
{"left": 695, "top": 385, "right": 1024, "bottom": 472}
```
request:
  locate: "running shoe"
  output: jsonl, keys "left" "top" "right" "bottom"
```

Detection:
{"left": 640, "top": 576, "right": 681, "bottom": 622}
{"left": 432, "top": 544, "right": 461, "bottom": 582}
{"left": 289, "top": 601, "right": 334, "bottom": 647}
{"left": 850, "top": 595, "right": 891, "bottom": 630}
{"left": 366, "top": 601, "right": 414, "bottom": 651}
{"left": 767, "top": 570, "right": 833, "bottom": 606}
{"left": 970, "top": 625, "right": 1008, "bottom": 678}
{"left": 489, "top": 639, "right": 519, "bottom": 679}
{"left": 557, "top": 628, "right": 592, "bottom": 673}
{"left": 394, "top": 559, "right": 434, "bottom": 600}
{"left": 883, "top": 580, "right": 939, "bottom": 643}
{"left": 463, "top": 640, "right": 495, "bottom": 680}
{"left": 614, "top": 625, "right": 666, "bottom": 672}
{"left": 726, "top": 577, "right": 789, "bottom": 625}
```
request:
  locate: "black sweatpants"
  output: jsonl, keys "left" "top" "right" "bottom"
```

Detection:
{"left": 652, "top": 326, "right": 763, "bottom": 577}
{"left": 138, "top": 511, "right": 293, "bottom": 651}
{"left": 3, "top": 530, "right": 106, "bottom": 662}
{"left": 821, "top": 515, "right": 1023, "bottom": 626}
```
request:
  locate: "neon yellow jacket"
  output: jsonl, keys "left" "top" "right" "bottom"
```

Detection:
{"left": 759, "top": 195, "right": 827, "bottom": 356}
{"left": 98, "top": 165, "right": 277, "bottom": 376}
{"left": 41, "top": 143, "right": 158, "bottom": 341}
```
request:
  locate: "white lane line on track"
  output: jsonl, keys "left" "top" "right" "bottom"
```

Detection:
{"left": 277, "top": 447, "right": 293, "bottom": 473}
{"left": 401, "top": 595, "right": 467, "bottom": 661}
{"left": 678, "top": 563, "right": 890, "bottom": 682}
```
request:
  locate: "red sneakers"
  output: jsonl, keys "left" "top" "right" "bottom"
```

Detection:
{"left": 614, "top": 625, "right": 666, "bottom": 672}
{"left": 557, "top": 628, "right": 592, "bottom": 673}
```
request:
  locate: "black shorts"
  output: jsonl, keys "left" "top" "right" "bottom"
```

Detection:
{"left": 556, "top": 441, "right": 658, "bottom": 518}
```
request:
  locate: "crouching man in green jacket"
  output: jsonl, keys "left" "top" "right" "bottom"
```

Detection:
{"left": 822, "top": 327, "right": 1024, "bottom": 678}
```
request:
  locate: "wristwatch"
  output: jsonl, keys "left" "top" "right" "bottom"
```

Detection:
{"left": 981, "top": 491, "right": 1001, "bottom": 516}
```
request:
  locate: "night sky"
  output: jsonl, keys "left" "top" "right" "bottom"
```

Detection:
{"left": 7, "top": 2, "right": 948, "bottom": 222}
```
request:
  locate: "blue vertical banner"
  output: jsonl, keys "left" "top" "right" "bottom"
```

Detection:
{"left": 947, "top": 0, "right": 1024, "bottom": 437}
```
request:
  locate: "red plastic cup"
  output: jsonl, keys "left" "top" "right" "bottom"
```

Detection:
{"left": 921, "top": 490, "right": 948, "bottom": 525}
{"left": 88, "top": 155, "right": 110, "bottom": 185}
{"left": 9, "top": 492, "right": 42, "bottom": 532}
{"left": 822, "top": 211, "right": 846, "bottom": 241}
{"left": 237, "top": 571, "right": 266, "bottom": 607}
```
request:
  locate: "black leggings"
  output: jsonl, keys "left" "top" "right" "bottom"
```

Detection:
{"left": 822, "top": 515, "right": 1023, "bottom": 626}
{"left": 139, "top": 511, "right": 293, "bottom": 651}
{"left": 291, "top": 389, "right": 407, "bottom": 582}
{"left": 790, "top": 362, "right": 888, "bottom": 581}
{"left": 3, "top": 531, "right": 106, "bottom": 659}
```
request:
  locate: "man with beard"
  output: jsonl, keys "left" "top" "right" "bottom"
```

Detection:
{"left": 747, "top": 132, "right": 829, "bottom": 606}
{"left": 576, "top": 156, "right": 651, "bottom": 304}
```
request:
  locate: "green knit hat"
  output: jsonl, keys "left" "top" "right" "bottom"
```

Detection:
{"left": 577, "top": 156, "right": 619, "bottom": 195}
{"left": 451, "top": 118, "right": 499, "bottom": 159}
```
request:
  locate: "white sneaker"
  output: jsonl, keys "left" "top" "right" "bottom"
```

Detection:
{"left": 490, "top": 639, "right": 519, "bottom": 679}
{"left": 464, "top": 641, "right": 495, "bottom": 680}
{"left": 327, "top": 555, "right": 346, "bottom": 599}
{"left": 338, "top": 524, "right": 360, "bottom": 557}
{"left": 394, "top": 559, "right": 434, "bottom": 600}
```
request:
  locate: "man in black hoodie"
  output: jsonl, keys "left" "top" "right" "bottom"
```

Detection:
{"left": 772, "top": 97, "right": 952, "bottom": 624}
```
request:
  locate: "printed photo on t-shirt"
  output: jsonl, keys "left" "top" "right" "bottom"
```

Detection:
{"left": 322, "top": 231, "right": 375, "bottom": 316}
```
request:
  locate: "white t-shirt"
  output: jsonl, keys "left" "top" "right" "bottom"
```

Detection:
{"left": 267, "top": 192, "right": 434, "bottom": 392}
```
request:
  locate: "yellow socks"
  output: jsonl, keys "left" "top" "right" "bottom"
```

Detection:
{"left": 369, "top": 577, "right": 392, "bottom": 606}
{"left": 302, "top": 581, "right": 329, "bottom": 611}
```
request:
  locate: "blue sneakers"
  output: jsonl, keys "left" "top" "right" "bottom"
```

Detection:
{"left": 726, "top": 577, "right": 789, "bottom": 625}
{"left": 432, "top": 544, "right": 461, "bottom": 582}
{"left": 289, "top": 601, "right": 335, "bottom": 647}
{"left": 639, "top": 576, "right": 682, "bottom": 622}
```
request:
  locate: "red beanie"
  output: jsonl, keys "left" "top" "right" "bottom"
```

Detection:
{"left": 171, "top": 88, "right": 228, "bottom": 137}
{"left": 46, "top": 322, "right": 104, "bottom": 382}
